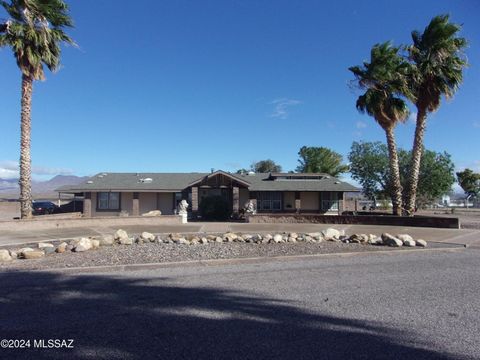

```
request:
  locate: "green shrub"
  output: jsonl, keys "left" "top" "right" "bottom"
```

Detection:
{"left": 199, "top": 196, "right": 230, "bottom": 220}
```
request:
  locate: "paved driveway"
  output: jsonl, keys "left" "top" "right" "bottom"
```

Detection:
{"left": 0, "top": 249, "right": 479, "bottom": 359}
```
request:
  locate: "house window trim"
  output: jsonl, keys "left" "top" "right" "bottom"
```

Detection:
{"left": 96, "top": 192, "right": 121, "bottom": 211}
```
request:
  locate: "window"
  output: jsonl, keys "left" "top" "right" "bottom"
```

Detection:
{"left": 97, "top": 192, "right": 120, "bottom": 210}
{"left": 257, "top": 192, "right": 282, "bottom": 211}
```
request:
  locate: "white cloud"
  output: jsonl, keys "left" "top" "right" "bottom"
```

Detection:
{"left": 408, "top": 112, "right": 417, "bottom": 124}
{"left": 269, "top": 98, "right": 302, "bottom": 119}
{"left": 356, "top": 120, "right": 367, "bottom": 129}
{"left": 0, "top": 160, "right": 73, "bottom": 179}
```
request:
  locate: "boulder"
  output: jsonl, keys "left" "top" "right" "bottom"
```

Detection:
{"left": 381, "top": 233, "right": 403, "bottom": 247}
{"left": 287, "top": 237, "right": 297, "bottom": 243}
{"left": 273, "top": 234, "right": 284, "bottom": 243}
{"left": 178, "top": 238, "right": 190, "bottom": 245}
{"left": 169, "top": 233, "right": 182, "bottom": 241}
{"left": 0, "top": 249, "right": 12, "bottom": 262}
{"left": 367, "top": 237, "right": 382, "bottom": 245}
{"left": 114, "top": 229, "right": 131, "bottom": 244}
{"left": 224, "top": 232, "right": 238, "bottom": 242}
{"left": 56, "top": 242, "right": 68, "bottom": 253}
{"left": 322, "top": 228, "right": 341, "bottom": 240}
{"left": 74, "top": 238, "right": 93, "bottom": 252}
{"left": 416, "top": 239, "right": 427, "bottom": 248}
{"left": 308, "top": 232, "right": 322, "bottom": 240}
{"left": 200, "top": 237, "right": 208, "bottom": 244}
{"left": 18, "top": 248, "right": 35, "bottom": 258}
{"left": 349, "top": 234, "right": 369, "bottom": 243}
{"left": 141, "top": 210, "right": 162, "bottom": 217}
{"left": 141, "top": 232, "right": 156, "bottom": 242}
{"left": 403, "top": 239, "right": 416, "bottom": 247}
{"left": 43, "top": 246, "right": 56, "bottom": 255}
{"left": 91, "top": 239, "right": 100, "bottom": 249}
{"left": 9, "top": 250, "right": 17, "bottom": 259}
{"left": 99, "top": 234, "right": 115, "bottom": 246}
{"left": 38, "top": 242, "right": 54, "bottom": 249}
{"left": 397, "top": 234, "right": 414, "bottom": 243}
{"left": 215, "top": 237, "right": 223, "bottom": 243}
{"left": 289, "top": 233, "right": 298, "bottom": 239}
{"left": 304, "top": 236, "right": 313, "bottom": 242}
{"left": 23, "top": 250, "right": 45, "bottom": 259}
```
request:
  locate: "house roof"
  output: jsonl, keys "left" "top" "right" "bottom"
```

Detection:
{"left": 56, "top": 172, "right": 360, "bottom": 193}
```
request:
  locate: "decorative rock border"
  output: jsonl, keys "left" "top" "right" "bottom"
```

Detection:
{"left": 0, "top": 228, "right": 427, "bottom": 263}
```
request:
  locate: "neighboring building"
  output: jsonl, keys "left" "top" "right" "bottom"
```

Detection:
{"left": 56, "top": 170, "right": 360, "bottom": 218}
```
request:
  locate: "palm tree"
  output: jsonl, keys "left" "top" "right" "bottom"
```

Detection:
{"left": 404, "top": 15, "right": 467, "bottom": 215}
{"left": 349, "top": 42, "right": 411, "bottom": 216}
{"left": 0, "top": 0, "right": 74, "bottom": 218}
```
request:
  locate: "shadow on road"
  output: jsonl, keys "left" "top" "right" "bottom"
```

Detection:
{"left": 0, "top": 271, "right": 461, "bottom": 359}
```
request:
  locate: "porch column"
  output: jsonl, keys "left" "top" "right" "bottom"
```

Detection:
{"left": 338, "top": 192, "right": 344, "bottom": 215}
{"left": 295, "top": 191, "right": 301, "bottom": 213}
{"left": 191, "top": 187, "right": 198, "bottom": 217}
{"left": 232, "top": 186, "right": 240, "bottom": 217}
{"left": 132, "top": 192, "right": 139, "bottom": 216}
{"left": 83, "top": 192, "right": 92, "bottom": 218}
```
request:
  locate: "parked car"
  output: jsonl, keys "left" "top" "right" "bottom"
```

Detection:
{"left": 58, "top": 200, "right": 83, "bottom": 213}
{"left": 32, "top": 201, "right": 58, "bottom": 215}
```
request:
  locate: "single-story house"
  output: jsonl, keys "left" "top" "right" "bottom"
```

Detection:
{"left": 56, "top": 170, "right": 360, "bottom": 218}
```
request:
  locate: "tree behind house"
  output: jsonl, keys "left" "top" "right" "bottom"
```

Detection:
{"left": 296, "top": 146, "right": 349, "bottom": 176}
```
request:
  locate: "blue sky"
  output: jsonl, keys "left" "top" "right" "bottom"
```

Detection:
{"left": 1, "top": 0, "right": 479, "bottom": 182}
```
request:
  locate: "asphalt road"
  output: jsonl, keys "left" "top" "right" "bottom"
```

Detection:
{"left": 0, "top": 248, "right": 479, "bottom": 359}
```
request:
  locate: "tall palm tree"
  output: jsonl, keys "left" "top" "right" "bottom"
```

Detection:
{"left": 349, "top": 42, "right": 411, "bottom": 216}
{"left": 404, "top": 15, "right": 467, "bottom": 215}
{"left": 0, "top": 0, "right": 74, "bottom": 218}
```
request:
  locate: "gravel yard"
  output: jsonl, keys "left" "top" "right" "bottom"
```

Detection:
{"left": 0, "top": 240, "right": 419, "bottom": 271}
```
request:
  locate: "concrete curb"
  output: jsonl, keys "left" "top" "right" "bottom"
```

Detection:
{"left": 28, "top": 246, "right": 466, "bottom": 274}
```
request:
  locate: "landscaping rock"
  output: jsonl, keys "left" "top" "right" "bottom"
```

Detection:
{"left": 349, "top": 234, "right": 369, "bottom": 243}
{"left": 9, "top": 250, "right": 17, "bottom": 259}
{"left": 141, "top": 232, "right": 156, "bottom": 242}
{"left": 322, "top": 228, "right": 340, "bottom": 240}
{"left": 178, "top": 238, "right": 190, "bottom": 245}
{"left": 38, "top": 242, "right": 54, "bottom": 250}
{"left": 397, "top": 234, "right": 414, "bottom": 243}
{"left": 215, "top": 237, "right": 223, "bottom": 243}
{"left": 23, "top": 250, "right": 45, "bottom": 259}
{"left": 0, "top": 249, "right": 12, "bottom": 262}
{"left": 99, "top": 235, "right": 115, "bottom": 246}
{"left": 273, "top": 234, "right": 284, "bottom": 243}
{"left": 56, "top": 242, "right": 68, "bottom": 253}
{"left": 367, "top": 237, "right": 382, "bottom": 245}
{"left": 115, "top": 229, "right": 132, "bottom": 244}
{"left": 287, "top": 237, "right": 297, "bottom": 243}
{"left": 403, "top": 239, "right": 416, "bottom": 247}
{"left": 43, "top": 246, "right": 56, "bottom": 255}
{"left": 141, "top": 210, "right": 162, "bottom": 217}
{"left": 416, "top": 239, "right": 427, "bottom": 248}
{"left": 74, "top": 238, "right": 93, "bottom": 252}
{"left": 381, "top": 233, "right": 403, "bottom": 247}
{"left": 91, "top": 239, "right": 100, "bottom": 249}
{"left": 224, "top": 232, "right": 238, "bottom": 242}
{"left": 200, "top": 237, "right": 208, "bottom": 244}
{"left": 169, "top": 233, "right": 182, "bottom": 241}
{"left": 18, "top": 248, "right": 35, "bottom": 258}
{"left": 289, "top": 232, "right": 298, "bottom": 239}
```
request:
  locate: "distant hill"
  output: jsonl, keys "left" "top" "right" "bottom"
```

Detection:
{"left": 0, "top": 175, "right": 88, "bottom": 198}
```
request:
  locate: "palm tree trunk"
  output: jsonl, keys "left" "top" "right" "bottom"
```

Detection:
{"left": 385, "top": 126, "right": 402, "bottom": 216}
{"left": 19, "top": 74, "right": 33, "bottom": 219}
{"left": 405, "top": 107, "right": 428, "bottom": 216}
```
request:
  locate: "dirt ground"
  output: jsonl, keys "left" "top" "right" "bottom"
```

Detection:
{"left": 0, "top": 201, "right": 20, "bottom": 220}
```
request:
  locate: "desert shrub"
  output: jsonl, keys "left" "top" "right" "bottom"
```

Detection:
{"left": 199, "top": 196, "right": 230, "bottom": 220}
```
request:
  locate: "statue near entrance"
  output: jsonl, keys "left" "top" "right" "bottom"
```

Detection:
{"left": 177, "top": 199, "right": 189, "bottom": 215}
{"left": 244, "top": 200, "right": 256, "bottom": 215}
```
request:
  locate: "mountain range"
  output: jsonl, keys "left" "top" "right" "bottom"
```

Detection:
{"left": 0, "top": 175, "right": 88, "bottom": 197}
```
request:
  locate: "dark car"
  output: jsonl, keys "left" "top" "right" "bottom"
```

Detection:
{"left": 58, "top": 200, "right": 83, "bottom": 213}
{"left": 32, "top": 201, "right": 58, "bottom": 215}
